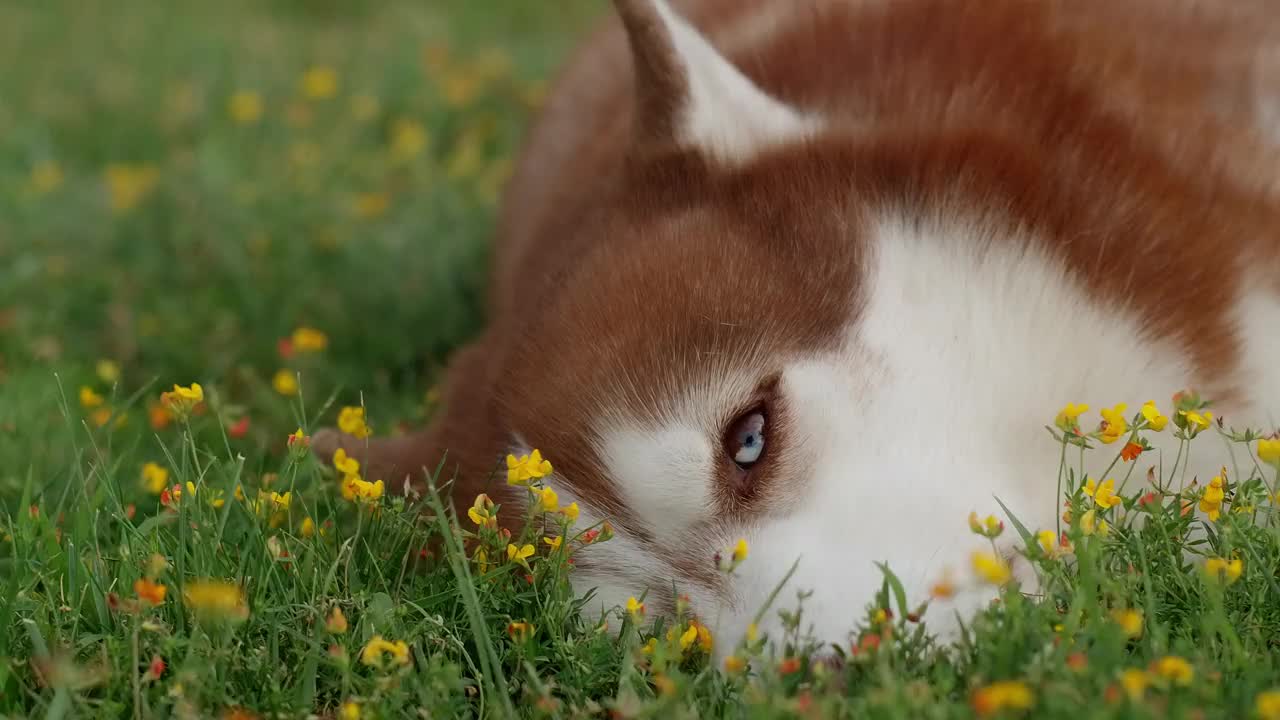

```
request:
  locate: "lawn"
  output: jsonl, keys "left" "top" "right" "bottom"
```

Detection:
{"left": 3, "top": 1, "right": 1280, "bottom": 718}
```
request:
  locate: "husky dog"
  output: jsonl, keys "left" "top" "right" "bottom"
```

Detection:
{"left": 317, "top": 0, "right": 1280, "bottom": 656}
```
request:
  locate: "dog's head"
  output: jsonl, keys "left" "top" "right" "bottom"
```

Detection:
{"left": 490, "top": 0, "right": 1069, "bottom": 654}
{"left": 479, "top": 0, "right": 1248, "bottom": 655}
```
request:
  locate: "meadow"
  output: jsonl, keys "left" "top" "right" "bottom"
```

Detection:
{"left": 2, "top": 1, "right": 1280, "bottom": 718}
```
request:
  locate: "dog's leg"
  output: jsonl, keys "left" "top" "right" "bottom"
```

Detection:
{"left": 311, "top": 337, "right": 500, "bottom": 494}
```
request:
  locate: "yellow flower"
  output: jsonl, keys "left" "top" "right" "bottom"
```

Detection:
{"left": 1257, "top": 690, "right": 1280, "bottom": 720}
{"left": 1141, "top": 400, "right": 1168, "bottom": 431}
{"left": 300, "top": 517, "right": 315, "bottom": 539}
{"left": 971, "top": 680, "right": 1034, "bottom": 717}
{"left": 104, "top": 164, "right": 159, "bottom": 213}
{"left": 134, "top": 578, "right": 167, "bottom": 606}
{"left": 360, "top": 635, "right": 410, "bottom": 668}
{"left": 333, "top": 448, "right": 360, "bottom": 477}
{"left": 300, "top": 66, "right": 339, "bottom": 100}
{"left": 203, "top": 487, "right": 227, "bottom": 509}
{"left": 732, "top": 538, "right": 749, "bottom": 563}
{"left": 1054, "top": 402, "right": 1090, "bottom": 432}
{"left": 1180, "top": 409, "right": 1213, "bottom": 433}
{"left": 227, "top": 91, "right": 263, "bottom": 125}
{"left": 337, "top": 406, "right": 371, "bottom": 439}
{"left": 95, "top": 359, "right": 121, "bottom": 384}
{"left": 640, "top": 638, "right": 657, "bottom": 656}
{"left": 694, "top": 622, "right": 713, "bottom": 652}
{"left": 162, "top": 383, "right": 204, "bottom": 416}
{"left": 142, "top": 462, "right": 170, "bottom": 495}
{"left": 30, "top": 161, "right": 64, "bottom": 194}
{"left": 506, "top": 449, "right": 552, "bottom": 486}
{"left": 1150, "top": 656, "right": 1193, "bottom": 685}
{"left": 339, "top": 701, "right": 361, "bottom": 720}
{"left": 1111, "top": 609, "right": 1143, "bottom": 638}
{"left": 290, "top": 327, "right": 328, "bottom": 352}
{"left": 543, "top": 535, "right": 562, "bottom": 551}
{"left": 1203, "top": 556, "right": 1243, "bottom": 584}
{"left": 183, "top": 580, "right": 249, "bottom": 622}
{"left": 507, "top": 543, "right": 535, "bottom": 564}
{"left": 562, "top": 502, "right": 580, "bottom": 522}
{"left": 724, "top": 655, "right": 746, "bottom": 673}
{"left": 340, "top": 476, "right": 384, "bottom": 504}
{"left": 326, "top": 606, "right": 348, "bottom": 634}
{"left": 626, "top": 596, "right": 645, "bottom": 620}
{"left": 536, "top": 486, "right": 559, "bottom": 512}
{"left": 79, "top": 386, "right": 105, "bottom": 409}
{"left": 1199, "top": 473, "right": 1226, "bottom": 521}
{"left": 1079, "top": 508, "right": 1110, "bottom": 536}
{"left": 1259, "top": 438, "right": 1280, "bottom": 466}
{"left": 390, "top": 119, "right": 428, "bottom": 161}
{"left": 968, "top": 512, "right": 1004, "bottom": 538}
{"left": 167, "top": 481, "right": 199, "bottom": 506}
{"left": 1120, "top": 669, "right": 1149, "bottom": 701}
{"left": 971, "top": 551, "right": 1012, "bottom": 585}
{"left": 1036, "top": 530, "right": 1059, "bottom": 557}
{"left": 746, "top": 623, "right": 759, "bottom": 643}
{"left": 467, "top": 494, "right": 497, "bottom": 529}
{"left": 1084, "top": 477, "right": 1123, "bottom": 509}
{"left": 265, "top": 491, "right": 291, "bottom": 510}
{"left": 351, "top": 192, "right": 390, "bottom": 219}
{"left": 679, "top": 624, "right": 698, "bottom": 651}
{"left": 272, "top": 369, "right": 299, "bottom": 396}
{"left": 1098, "top": 403, "right": 1129, "bottom": 444}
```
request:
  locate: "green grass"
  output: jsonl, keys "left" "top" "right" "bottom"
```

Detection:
{"left": 3, "top": 1, "right": 1280, "bottom": 718}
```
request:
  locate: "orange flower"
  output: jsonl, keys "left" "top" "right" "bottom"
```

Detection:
{"left": 506, "top": 621, "right": 532, "bottom": 643}
{"left": 144, "top": 655, "right": 165, "bottom": 682}
{"left": 148, "top": 401, "right": 174, "bottom": 430}
{"left": 326, "top": 607, "right": 349, "bottom": 634}
{"left": 930, "top": 571, "right": 957, "bottom": 599}
{"left": 1120, "top": 442, "right": 1143, "bottom": 462}
{"left": 778, "top": 657, "right": 802, "bottom": 675}
{"left": 134, "top": 578, "right": 167, "bottom": 606}
{"left": 228, "top": 417, "right": 250, "bottom": 439}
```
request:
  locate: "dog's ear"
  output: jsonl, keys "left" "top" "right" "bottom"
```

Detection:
{"left": 311, "top": 338, "right": 512, "bottom": 514}
{"left": 614, "top": 0, "right": 819, "bottom": 163}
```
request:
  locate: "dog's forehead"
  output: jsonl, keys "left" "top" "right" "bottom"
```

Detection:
{"left": 510, "top": 172, "right": 863, "bottom": 414}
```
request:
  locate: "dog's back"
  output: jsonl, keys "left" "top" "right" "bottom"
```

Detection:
{"left": 497, "top": 0, "right": 1280, "bottom": 309}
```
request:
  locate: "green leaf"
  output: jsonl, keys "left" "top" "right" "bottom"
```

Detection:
{"left": 875, "top": 562, "right": 910, "bottom": 619}
{"left": 994, "top": 495, "right": 1035, "bottom": 546}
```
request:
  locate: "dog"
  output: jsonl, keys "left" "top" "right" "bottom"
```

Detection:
{"left": 315, "top": 0, "right": 1280, "bottom": 656}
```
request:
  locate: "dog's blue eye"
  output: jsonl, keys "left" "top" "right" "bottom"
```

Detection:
{"left": 728, "top": 411, "right": 766, "bottom": 467}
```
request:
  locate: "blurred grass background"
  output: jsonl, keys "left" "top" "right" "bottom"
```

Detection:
{"left": 0, "top": 0, "right": 600, "bottom": 500}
